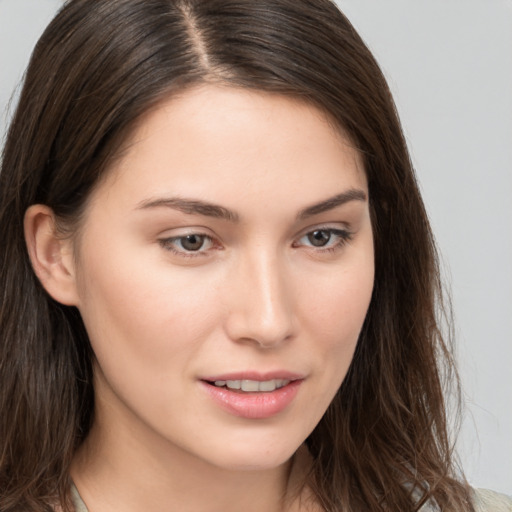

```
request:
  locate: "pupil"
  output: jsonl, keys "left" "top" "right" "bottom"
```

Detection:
{"left": 308, "top": 230, "right": 330, "bottom": 247}
{"left": 182, "top": 234, "right": 204, "bottom": 251}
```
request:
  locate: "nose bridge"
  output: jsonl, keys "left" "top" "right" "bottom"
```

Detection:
{"left": 226, "top": 245, "right": 295, "bottom": 347}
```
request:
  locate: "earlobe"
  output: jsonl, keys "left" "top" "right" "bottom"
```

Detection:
{"left": 24, "top": 204, "right": 80, "bottom": 306}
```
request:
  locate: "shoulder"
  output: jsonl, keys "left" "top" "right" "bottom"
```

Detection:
{"left": 472, "top": 488, "right": 512, "bottom": 512}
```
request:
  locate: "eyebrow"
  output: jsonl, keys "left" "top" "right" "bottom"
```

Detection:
{"left": 136, "top": 197, "right": 240, "bottom": 222}
{"left": 297, "top": 188, "right": 367, "bottom": 219}
{"left": 136, "top": 188, "right": 367, "bottom": 222}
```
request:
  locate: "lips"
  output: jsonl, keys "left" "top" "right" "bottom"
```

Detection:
{"left": 200, "top": 372, "right": 304, "bottom": 419}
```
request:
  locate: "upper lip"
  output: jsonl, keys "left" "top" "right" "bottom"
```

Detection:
{"left": 201, "top": 371, "right": 304, "bottom": 382}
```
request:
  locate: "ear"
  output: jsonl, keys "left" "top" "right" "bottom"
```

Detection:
{"left": 24, "top": 204, "right": 80, "bottom": 306}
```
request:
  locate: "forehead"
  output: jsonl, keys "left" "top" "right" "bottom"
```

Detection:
{"left": 95, "top": 85, "right": 367, "bottom": 215}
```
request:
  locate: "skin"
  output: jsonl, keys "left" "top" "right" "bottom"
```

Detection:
{"left": 25, "top": 85, "right": 374, "bottom": 512}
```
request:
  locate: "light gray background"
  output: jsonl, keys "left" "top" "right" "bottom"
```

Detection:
{"left": 1, "top": 0, "right": 511, "bottom": 494}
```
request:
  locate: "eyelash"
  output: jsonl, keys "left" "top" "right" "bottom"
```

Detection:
{"left": 158, "top": 227, "right": 353, "bottom": 258}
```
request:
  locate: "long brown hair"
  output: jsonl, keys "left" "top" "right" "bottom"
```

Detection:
{"left": 0, "top": 1, "right": 473, "bottom": 510}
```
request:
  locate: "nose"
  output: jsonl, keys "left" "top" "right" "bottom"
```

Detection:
{"left": 224, "top": 250, "right": 296, "bottom": 348}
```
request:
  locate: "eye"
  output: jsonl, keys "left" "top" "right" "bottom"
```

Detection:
{"left": 294, "top": 228, "right": 352, "bottom": 251}
{"left": 159, "top": 233, "right": 215, "bottom": 256}
{"left": 306, "top": 230, "right": 332, "bottom": 247}
{"left": 178, "top": 234, "right": 209, "bottom": 251}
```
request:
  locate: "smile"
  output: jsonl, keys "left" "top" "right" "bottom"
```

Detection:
{"left": 201, "top": 374, "right": 303, "bottom": 419}
{"left": 212, "top": 379, "right": 291, "bottom": 392}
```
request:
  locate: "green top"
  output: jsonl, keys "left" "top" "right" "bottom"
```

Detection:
{"left": 70, "top": 484, "right": 512, "bottom": 511}
{"left": 70, "top": 484, "right": 89, "bottom": 512}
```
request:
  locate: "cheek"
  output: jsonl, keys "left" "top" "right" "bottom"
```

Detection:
{"left": 298, "top": 249, "right": 374, "bottom": 385}
{"left": 302, "top": 259, "right": 374, "bottom": 342}
{"left": 75, "top": 250, "right": 230, "bottom": 434}
{"left": 75, "top": 245, "right": 224, "bottom": 377}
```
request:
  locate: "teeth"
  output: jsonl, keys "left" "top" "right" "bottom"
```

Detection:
{"left": 258, "top": 380, "right": 276, "bottom": 392}
{"left": 226, "top": 380, "right": 241, "bottom": 389}
{"left": 213, "top": 379, "right": 290, "bottom": 392}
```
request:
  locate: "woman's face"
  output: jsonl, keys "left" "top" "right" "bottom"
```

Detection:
{"left": 71, "top": 85, "right": 374, "bottom": 471}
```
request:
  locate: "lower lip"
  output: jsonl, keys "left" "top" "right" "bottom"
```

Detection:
{"left": 201, "top": 380, "right": 302, "bottom": 419}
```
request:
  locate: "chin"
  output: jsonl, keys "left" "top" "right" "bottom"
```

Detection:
{"left": 196, "top": 435, "right": 303, "bottom": 472}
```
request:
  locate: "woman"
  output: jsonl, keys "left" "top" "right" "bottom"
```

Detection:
{"left": 0, "top": 1, "right": 510, "bottom": 511}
